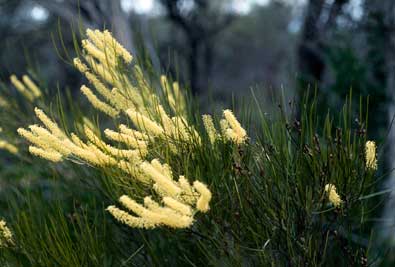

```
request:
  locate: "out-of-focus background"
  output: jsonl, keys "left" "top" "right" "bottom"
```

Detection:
{"left": 1, "top": 0, "right": 394, "bottom": 135}
{"left": 1, "top": 0, "right": 395, "bottom": 246}
{"left": 2, "top": 0, "right": 392, "bottom": 114}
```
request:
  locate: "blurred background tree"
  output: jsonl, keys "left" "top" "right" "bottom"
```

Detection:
{"left": 0, "top": 0, "right": 300, "bottom": 107}
{"left": 157, "top": 0, "right": 235, "bottom": 95}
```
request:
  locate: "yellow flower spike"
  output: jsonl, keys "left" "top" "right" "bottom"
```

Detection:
{"left": 223, "top": 109, "right": 247, "bottom": 144}
{"left": 10, "top": 75, "right": 34, "bottom": 101}
{"left": 172, "top": 81, "right": 180, "bottom": 97}
{"left": 220, "top": 119, "right": 230, "bottom": 135}
{"left": 0, "top": 140, "right": 18, "bottom": 154}
{"left": 156, "top": 105, "right": 174, "bottom": 134}
{"left": 29, "top": 146, "right": 63, "bottom": 162}
{"left": 119, "top": 195, "right": 146, "bottom": 214}
{"left": 193, "top": 181, "right": 212, "bottom": 212}
{"left": 62, "top": 139, "right": 102, "bottom": 166}
{"left": 223, "top": 109, "right": 245, "bottom": 135}
{"left": 140, "top": 161, "right": 182, "bottom": 197}
{"left": 160, "top": 75, "right": 169, "bottom": 90}
{"left": 86, "top": 30, "right": 117, "bottom": 63}
{"left": 34, "top": 108, "right": 65, "bottom": 139}
{"left": 18, "top": 127, "right": 48, "bottom": 149}
{"left": 84, "top": 56, "right": 116, "bottom": 86}
{"left": 118, "top": 196, "right": 164, "bottom": 225}
{"left": 22, "top": 75, "right": 42, "bottom": 98}
{"left": 162, "top": 197, "right": 192, "bottom": 216}
{"left": 102, "top": 30, "right": 133, "bottom": 63}
{"left": 324, "top": 184, "right": 343, "bottom": 207}
{"left": 86, "top": 143, "right": 117, "bottom": 165}
{"left": 133, "top": 65, "right": 151, "bottom": 96}
{"left": 86, "top": 29, "right": 105, "bottom": 49}
{"left": 112, "top": 149, "right": 142, "bottom": 161}
{"left": 73, "top": 58, "right": 89, "bottom": 73}
{"left": 104, "top": 129, "right": 148, "bottom": 153}
{"left": 178, "top": 176, "right": 198, "bottom": 205}
{"left": 0, "top": 140, "right": 18, "bottom": 155}
{"left": 126, "top": 109, "right": 164, "bottom": 137}
{"left": 70, "top": 133, "right": 89, "bottom": 149}
{"left": 85, "top": 125, "right": 142, "bottom": 160}
{"left": 117, "top": 160, "right": 149, "bottom": 182}
{"left": 106, "top": 205, "right": 156, "bottom": 229}
{"left": 81, "top": 85, "right": 119, "bottom": 118}
{"left": 84, "top": 125, "right": 103, "bottom": 144}
{"left": 82, "top": 117, "right": 96, "bottom": 131}
{"left": 0, "top": 219, "right": 14, "bottom": 247}
{"left": 98, "top": 145, "right": 141, "bottom": 161}
{"left": 144, "top": 196, "right": 189, "bottom": 218}
{"left": 10, "top": 74, "right": 25, "bottom": 91}
{"left": 159, "top": 77, "right": 186, "bottom": 115}
{"left": 152, "top": 206, "right": 194, "bottom": 228}
{"left": 118, "top": 124, "right": 149, "bottom": 140}
{"left": 365, "top": 141, "right": 377, "bottom": 170}
{"left": 144, "top": 196, "right": 162, "bottom": 211}
{"left": 84, "top": 72, "right": 113, "bottom": 102}
{"left": 119, "top": 195, "right": 193, "bottom": 228}
{"left": 82, "top": 40, "right": 116, "bottom": 68}
{"left": 202, "top": 114, "right": 218, "bottom": 144}
{"left": 28, "top": 125, "right": 70, "bottom": 155}
{"left": 151, "top": 159, "right": 173, "bottom": 180}
{"left": 154, "top": 207, "right": 194, "bottom": 228}
{"left": 171, "top": 116, "right": 197, "bottom": 143}
{"left": 224, "top": 128, "right": 241, "bottom": 143}
{"left": 172, "top": 81, "right": 186, "bottom": 113}
{"left": 110, "top": 88, "right": 132, "bottom": 110}
{"left": 120, "top": 78, "right": 146, "bottom": 107}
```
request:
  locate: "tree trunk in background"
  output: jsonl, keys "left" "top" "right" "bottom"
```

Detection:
{"left": 159, "top": 0, "right": 233, "bottom": 95}
{"left": 324, "top": 0, "right": 348, "bottom": 30}
{"left": 297, "top": 0, "right": 349, "bottom": 98}
{"left": 297, "top": 0, "right": 325, "bottom": 89}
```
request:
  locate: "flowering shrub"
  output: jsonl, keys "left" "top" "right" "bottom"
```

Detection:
{"left": 0, "top": 29, "right": 385, "bottom": 266}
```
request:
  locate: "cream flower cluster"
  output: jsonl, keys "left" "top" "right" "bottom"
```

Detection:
{"left": 0, "top": 74, "right": 42, "bottom": 155}
{"left": 0, "top": 140, "right": 18, "bottom": 155}
{"left": 17, "top": 29, "right": 216, "bottom": 229}
{"left": 160, "top": 75, "right": 186, "bottom": 116}
{"left": 324, "top": 184, "right": 343, "bottom": 207}
{"left": 203, "top": 110, "right": 248, "bottom": 145}
{"left": 18, "top": 30, "right": 196, "bottom": 166}
{"left": 18, "top": 107, "right": 212, "bottom": 229}
{"left": 0, "top": 219, "right": 13, "bottom": 247}
{"left": 74, "top": 29, "right": 198, "bottom": 147}
{"left": 10, "top": 74, "right": 42, "bottom": 102}
{"left": 107, "top": 159, "right": 211, "bottom": 229}
{"left": 365, "top": 140, "right": 377, "bottom": 170}
{"left": 0, "top": 128, "right": 18, "bottom": 155}
{"left": 18, "top": 108, "right": 147, "bottom": 170}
